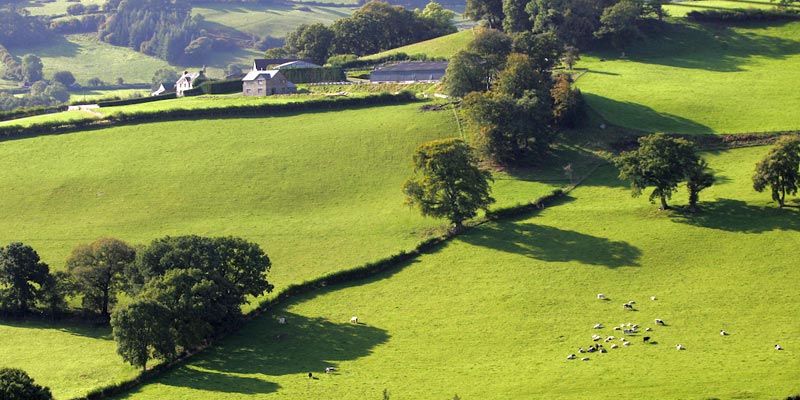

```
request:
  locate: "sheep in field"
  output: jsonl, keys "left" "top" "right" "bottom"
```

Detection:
{"left": 775, "top": 344, "right": 783, "bottom": 350}
{"left": 643, "top": 336, "right": 651, "bottom": 343}
{"left": 655, "top": 319, "right": 665, "bottom": 326}
{"left": 325, "top": 367, "right": 336, "bottom": 373}
{"left": 350, "top": 316, "right": 358, "bottom": 324}
{"left": 594, "top": 323, "right": 603, "bottom": 329}
{"left": 567, "top": 354, "right": 576, "bottom": 360}
{"left": 720, "top": 330, "right": 728, "bottom": 336}
{"left": 597, "top": 294, "right": 606, "bottom": 300}
{"left": 610, "top": 344, "right": 619, "bottom": 349}
{"left": 676, "top": 344, "right": 685, "bottom": 350}
{"left": 581, "top": 357, "right": 590, "bottom": 361}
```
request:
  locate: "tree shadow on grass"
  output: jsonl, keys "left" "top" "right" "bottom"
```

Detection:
{"left": 7, "top": 35, "right": 80, "bottom": 58}
{"left": 459, "top": 209, "right": 642, "bottom": 269}
{"left": 0, "top": 318, "right": 113, "bottom": 340}
{"left": 153, "top": 310, "right": 390, "bottom": 394}
{"left": 583, "top": 93, "right": 714, "bottom": 135}
{"left": 592, "top": 19, "right": 800, "bottom": 72}
{"left": 672, "top": 198, "right": 800, "bottom": 233}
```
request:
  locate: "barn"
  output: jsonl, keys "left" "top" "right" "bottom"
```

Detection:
{"left": 370, "top": 61, "right": 449, "bottom": 83}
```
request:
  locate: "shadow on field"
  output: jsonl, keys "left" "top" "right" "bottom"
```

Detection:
{"left": 614, "top": 20, "right": 800, "bottom": 72}
{"left": 583, "top": 93, "right": 714, "bottom": 135}
{"left": 460, "top": 212, "right": 642, "bottom": 268}
{"left": 158, "top": 311, "right": 389, "bottom": 394}
{"left": 0, "top": 318, "right": 113, "bottom": 340}
{"left": 672, "top": 198, "right": 800, "bottom": 232}
{"left": 9, "top": 35, "right": 80, "bottom": 58}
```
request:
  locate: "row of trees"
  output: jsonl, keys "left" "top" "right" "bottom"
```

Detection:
{"left": 444, "top": 28, "right": 584, "bottom": 166}
{"left": 0, "top": 236, "right": 273, "bottom": 370}
{"left": 268, "top": 1, "right": 456, "bottom": 65}
{"left": 467, "top": 0, "right": 665, "bottom": 49}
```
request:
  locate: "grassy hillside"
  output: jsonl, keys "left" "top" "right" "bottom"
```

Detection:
{"left": 0, "top": 101, "right": 573, "bottom": 398}
{"left": 115, "top": 145, "right": 800, "bottom": 400}
{"left": 193, "top": 4, "right": 355, "bottom": 38}
{"left": 576, "top": 19, "right": 800, "bottom": 134}
{"left": 363, "top": 29, "right": 475, "bottom": 60}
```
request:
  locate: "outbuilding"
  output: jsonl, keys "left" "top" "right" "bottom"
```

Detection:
{"left": 370, "top": 61, "right": 449, "bottom": 83}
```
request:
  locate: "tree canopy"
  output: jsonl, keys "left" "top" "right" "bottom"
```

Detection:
{"left": 753, "top": 136, "right": 800, "bottom": 207}
{"left": 0, "top": 242, "right": 50, "bottom": 314}
{"left": 616, "top": 133, "right": 710, "bottom": 210}
{"left": 0, "top": 368, "right": 52, "bottom": 400}
{"left": 111, "top": 299, "right": 176, "bottom": 371}
{"left": 402, "top": 138, "right": 495, "bottom": 230}
{"left": 66, "top": 238, "right": 136, "bottom": 319}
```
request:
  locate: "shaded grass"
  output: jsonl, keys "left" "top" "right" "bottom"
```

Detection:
{"left": 664, "top": 0, "right": 799, "bottom": 18}
{"left": 575, "top": 19, "right": 800, "bottom": 134}
{"left": 115, "top": 146, "right": 800, "bottom": 399}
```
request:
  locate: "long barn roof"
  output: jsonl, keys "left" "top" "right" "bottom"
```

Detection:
{"left": 373, "top": 61, "right": 449, "bottom": 72}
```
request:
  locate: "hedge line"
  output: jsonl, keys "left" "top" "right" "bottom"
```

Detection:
{"left": 96, "top": 92, "right": 177, "bottom": 107}
{"left": 686, "top": 8, "right": 800, "bottom": 22}
{"left": 0, "top": 92, "right": 418, "bottom": 140}
{"left": 0, "top": 105, "right": 67, "bottom": 122}
{"left": 68, "top": 184, "right": 572, "bottom": 400}
{"left": 341, "top": 52, "right": 447, "bottom": 70}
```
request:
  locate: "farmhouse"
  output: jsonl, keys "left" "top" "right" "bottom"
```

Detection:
{"left": 175, "top": 70, "right": 203, "bottom": 97}
{"left": 370, "top": 61, "right": 449, "bottom": 83}
{"left": 242, "top": 70, "right": 297, "bottom": 96}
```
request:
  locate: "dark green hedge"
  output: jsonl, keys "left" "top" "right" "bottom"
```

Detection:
{"left": 687, "top": 8, "right": 800, "bottom": 22}
{"left": 0, "top": 92, "right": 418, "bottom": 139}
{"left": 96, "top": 93, "right": 176, "bottom": 107}
{"left": 0, "top": 105, "right": 67, "bottom": 122}
{"left": 280, "top": 67, "right": 346, "bottom": 84}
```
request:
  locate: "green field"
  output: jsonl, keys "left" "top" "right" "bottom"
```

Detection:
{"left": 0, "top": 110, "right": 96, "bottom": 127}
{"left": 114, "top": 145, "right": 800, "bottom": 400}
{"left": 22, "top": 0, "right": 101, "bottom": 17}
{"left": 664, "top": 0, "right": 800, "bottom": 17}
{"left": 193, "top": 4, "right": 355, "bottom": 38}
{"left": 0, "top": 101, "right": 572, "bottom": 398}
{"left": 576, "top": 19, "right": 800, "bottom": 134}
{"left": 363, "top": 29, "right": 475, "bottom": 60}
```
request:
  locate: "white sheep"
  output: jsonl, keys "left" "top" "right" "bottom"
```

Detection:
{"left": 676, "top": 344, "right": 685, "bottom": 350}
{"left": 350, "top": 316, "right": 358, "bottom": 324}
{"left": 645, "top": 327, "right": 652, "bottom": 332}
{"left": 610, "top": 344, "right": 619, "bottom": 349}
{"left": 567, "top": 354, "right": 576, "bottom": 360}
{"left": 655, "top": 318, "right": 665, "bottom": 326}
{"left": 650, "top": 296, "right": 657, "bottom": 301}
{"left": 325, "top": 367, "right": 336, "bottom": 373}
{"left": 775, "top": 344, "right": 783, "bottom": 350}
{"left": 623, "top": 341, "right": 632, "bottom": 346}
{"left": 720, "top": 330, "right": 728, "bottom": 336}
{"left": 613, "top": 326, "right": 621, "bottom": 331}
{"left": 593, "top": 323, "right": 603, "bottom": 329}
{"left": 277, "top": 317, "right": 286, "bottom": 324}
{"left": 597, "top": 293, "right": 606, "bottom": 300}
{"left": 578, "top": 348, "right": 586, "bottom": 353}
{"left": 581, "top": 357, "right": 590, "bottom": 361}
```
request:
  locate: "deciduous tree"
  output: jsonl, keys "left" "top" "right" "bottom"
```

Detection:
{"left": 686, "top": 158, "right": 715, "bottom": 212}
{"left": 0, "top": 368, "right": 52, "bottom": 400}
{"left": 52, "top": 70, "right": 75, "bottom": 86}
{"left": 20, "top": 54, "right": 43, "bottom": 83}
{"left": 111, "top": 299, "right": 175, "bottom": 371}
{"left": 616, "top": 133, "right": 700, "bottom": 210}
{"left": 0, "top": 242, "right": 50, "bottom": 314}
{"left": 402, "top": 138, "right": 494, "bottom": 231}
{"left": 66, "top": 238, "right": 136, "bottom": 319}
{"left": 753, "top": 136, "right": 800, "bottom": 207}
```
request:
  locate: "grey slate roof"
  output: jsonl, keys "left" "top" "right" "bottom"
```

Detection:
{"left": 242, "top": 70, "right": 281, "bottom": 81}
{"left": 373, "top": 61, "right": 449, "bottom": 72}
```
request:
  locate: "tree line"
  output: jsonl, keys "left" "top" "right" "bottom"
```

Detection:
{"left": 0, "top": 235, "right": 273, "bottom": 371}
{"left": 266, "top": 0, "right": 457, "bottom": 65}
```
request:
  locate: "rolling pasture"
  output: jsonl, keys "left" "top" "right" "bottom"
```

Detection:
{"left": 115, "top": 146, "right": 800, "bottom": 400}
{"left": 664, "top": 0, "right": 800, "bottom": 17}
{"left": 363, "top": 29, "right": 475, "bottom": 60}
{"left": 193, "top": 3, "right": 355, "bottom": 38}
{"left": 576, "top": 18, "right": 800, "bottom": 134}
{"left": 0, "top": 101, "right": 568, "bottom": 398}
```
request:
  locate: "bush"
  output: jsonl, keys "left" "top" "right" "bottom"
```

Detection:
{"left": 686, "top": 8, "right": 800, "bottom": 22}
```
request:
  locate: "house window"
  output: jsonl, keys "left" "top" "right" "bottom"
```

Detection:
{"left": 258, "top": 80, "right": 264, "bottom": 85}
{"left": 246, "top": 89, "right": 251, "bottom": 93}
{"left": 258, "top": 88, "right": 263, "bottom": 94}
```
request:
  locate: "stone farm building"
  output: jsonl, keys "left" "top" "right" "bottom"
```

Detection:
{"left": 242, "top": 70, "right": 297, "bottom": 96}
{"left": 370, "top": 61, "right": 449, "bottom": 83}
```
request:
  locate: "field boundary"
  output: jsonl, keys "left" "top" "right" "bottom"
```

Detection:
{"left": 0, "top": 92, "right": 419, "bottom": 142}
{"left": 70, "top": 174, "right": 583, "bottom": 400}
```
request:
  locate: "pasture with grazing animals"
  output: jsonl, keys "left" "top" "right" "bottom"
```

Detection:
{"left": 109, "top": 146, "right": 800, "bottom": 400}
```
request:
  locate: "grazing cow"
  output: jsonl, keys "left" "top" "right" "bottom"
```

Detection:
{"left": 720, "top": 330, "right": 728, "bottom": 336}
{"left": 655, "top": 319, "right": 665, "bottom": 326}
{"left": 676, "top": 344, "right": 685, "bottom": 350}
{"left": 643, "top": 336, "right": 651, "bottom": 343}
{"left": 567, "top": 354, "right": 576, "bottom": 360}
{"left": 597, "top": 293, "right": 606, "bottom": 300}
{"left": 350, "top": 316, "right": 358, "bottom": 324}
{"left": 775, "top": 344, "right": 783, "bottom": 350}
